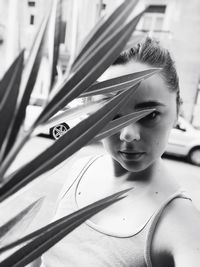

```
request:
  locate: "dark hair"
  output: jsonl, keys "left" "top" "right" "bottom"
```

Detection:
{"left": 113, "top": 37, "right": 181, "bottom": 112}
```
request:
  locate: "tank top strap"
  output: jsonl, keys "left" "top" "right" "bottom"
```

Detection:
{"left": 58, "top": 154, "right": 103, "bottom": 202}
{"left": 144, "top": 190, "right": 192, "bottom": 267}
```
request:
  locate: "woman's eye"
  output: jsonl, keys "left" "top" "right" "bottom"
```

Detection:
{"left": 147, "top": 111, "right": 159, "bottom": 120}
{"left": 139, "top": 111, "right": 160, "bottom": 124}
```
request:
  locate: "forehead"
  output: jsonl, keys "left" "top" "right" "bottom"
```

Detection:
{"left": 99, "top": 62, "right": 176, "bottom": 109}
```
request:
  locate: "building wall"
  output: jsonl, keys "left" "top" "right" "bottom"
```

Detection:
{"left": 0, "top": 0, "right": 9, "bottom": 75}
{"left": 0, "top": 0, "right": 52, "bottom": 77}
{"left": 99, "top": 0, "right": 200, "bottom": 124}
{"left": 169, "top": 0, "right": 200, "bottom": 123}
{"left": 19, "top": 0, "right": 52, "bottom": 50}
{"left": 0, "top": 0, "right": 102, "bottom": 77}
{"left": 0, "top": 0, "right": 200, "bottom": 125}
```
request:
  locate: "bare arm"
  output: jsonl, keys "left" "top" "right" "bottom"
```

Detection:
{"left": 151, "top": 198, "right": 200, "bottom": 267}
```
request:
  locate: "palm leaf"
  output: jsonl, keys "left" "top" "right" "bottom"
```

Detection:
{"left": 0, "top": 51, "right": 23, "bottom": 108}
{"left": 0, "top": 51, "right": 24, "bottom": 151}
{"left": 0, "top": 5, "right": 145, "bottom": 177}
{"left": 35, "top": 10, "right": 145, "bottom": 126}
{"left": 75, "top": 15, "right": 106, "bottom": 58}
{"left": 0, "top": 198, "right": 44, "bottom": 245}
{"left": 0, "top": 88, "right": 134, "bottom": 202}
{"left": 48, "top": 0, "right": 62, "bottom": 88}
{"left": 0, "top": 131, "right": 31, "bottom": 181}
{"left": 94, "top": 108, "right": 155, "bottom": 141}
{"left": 80, "top": 68, "right": 160, "bottom": 98}
{"left": 37, "top": 67, "right": 160, "bottom": 133}
{"left": 38, "top": 99, "right": 106, "bottom": 130}
{"left": 3, "top": 9, "right": 51, "bottom": 158}
{"left": 0, "top": 188, "right": 131, "bottom": 266}
{"left": 71, "top": 0, "right": 139, "bottom": 72}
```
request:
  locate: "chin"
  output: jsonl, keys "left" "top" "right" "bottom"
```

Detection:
{"left": 114, "top": 157, "right": 148, "bottom": 173}
{"left": 123, "top": 161, "right": 148, "bottom": 172}
{"left": 115, "top": 152, "right": 159, "bottom": 173}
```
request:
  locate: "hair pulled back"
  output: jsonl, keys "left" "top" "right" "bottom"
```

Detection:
{"left": 113, "top": 37, "right": 181, "bottom": 111}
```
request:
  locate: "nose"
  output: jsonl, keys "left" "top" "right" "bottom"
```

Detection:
{"left": 119, "top": 123, "right": 140, "bottom": 142}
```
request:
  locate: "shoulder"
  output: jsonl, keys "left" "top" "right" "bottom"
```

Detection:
{"left": 57, "top": 154, "right": 101, "bottom": 201}
{"left": 52, "top": 154, "right": 101, "bottom": 219}
{"left": 151, "top": 195, "right": 200, "bottom": 266}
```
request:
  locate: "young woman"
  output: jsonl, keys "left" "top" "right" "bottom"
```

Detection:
{"left": 41, "top": 38, "right": 200, "bottom": 267}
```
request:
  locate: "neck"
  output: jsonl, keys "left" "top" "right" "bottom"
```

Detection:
{"left": 112, "top": 157, "right": 163, "bottom": 183}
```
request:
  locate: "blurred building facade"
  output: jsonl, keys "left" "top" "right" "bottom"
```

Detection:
{"left": 0, "top": 0, "right": 200, "bottom": 127}
{"left": 0, "top": 0, "right": 101, "bottom": 99}
{"left": 102, "top": 0, "right": 200, "bottom": 127}
{"left": 0, "top": 0, "right": 101, "bottom": 74}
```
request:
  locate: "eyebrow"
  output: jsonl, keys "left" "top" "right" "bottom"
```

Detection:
{"left": 134, "top": 101, "right": 166, "bottom": 109}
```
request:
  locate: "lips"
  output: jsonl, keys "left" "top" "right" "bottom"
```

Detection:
{"left": 119, "top": 151, "right": 145, "bottom": 161}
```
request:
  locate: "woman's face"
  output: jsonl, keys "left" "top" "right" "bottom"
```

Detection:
{"left": 101, "top": 62, "right": 177, "bottom": 173}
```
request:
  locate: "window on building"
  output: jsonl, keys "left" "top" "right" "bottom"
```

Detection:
{"left": 28, "top": 1, "right": 36, "bottom": 7}
{"left": 147, "top": 5, "right": 166, "bottom": 14}
{"left": 30, "top": 15, "right": 35, "bottom": 25}
{"left": 191, "top": 80, "right": 200, "bottom": 128}
{"left": 60, "top": 21, "right": 66, "bottom": 44}
{"left": 136, "top": 5, "right": 167, "bottom": 35}
{"left": 0, "top": 35, "right": 3, "bottom": 45}
{"left": 0, "top": 25, "right": 4, "bottom": 45}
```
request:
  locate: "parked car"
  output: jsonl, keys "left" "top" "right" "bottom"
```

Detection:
{"left": 24, "top": 97, "right": 85, "bottom": 140}
{"left": 165, "top": 117, "right": 200, "bottom": 166}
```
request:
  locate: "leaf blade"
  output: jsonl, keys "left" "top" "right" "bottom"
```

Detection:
{"left": 40, "top": 100, "right": 106, "bottom": 129}
{"left": 80, "top": 68, "right": 160, "bottom": 97}
{"left": 0, "top": 188, "right": 131, "bottom": 255}
{"left": 0, "top": 89, "right": 134, "bottom": 201}
{"left": 48, "top": 0, "right": 62, "bottom": 88}
{"left": 0, "top": 198, "right": 44, "bottom": 245}
{"left": 94, "top": 108, "right": 155, "bottom": 141}
{"left": 35, "top": 10, "right": 145, "bottom": 126}
{"left": 3, "top": 9, "right": 51, "bottom": 157}
{"left": 0, "top": 51, "right": 24, "bottom": 150}
{"left": 71, "top": 0, "right": 139, "bottom": 72}
{"left": 0, "top": 189, "right": 131, "bottom": 266}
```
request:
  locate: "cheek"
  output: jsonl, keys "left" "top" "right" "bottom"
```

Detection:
{"left": 102, "top": 136, "right": 117, "bottom": 153}
{"left": 142, "top": 123, "right": 172, "bottom": 152}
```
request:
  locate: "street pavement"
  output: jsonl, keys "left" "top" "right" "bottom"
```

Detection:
{"left": 1, "top": 136, "right": 200, "bottom": 232}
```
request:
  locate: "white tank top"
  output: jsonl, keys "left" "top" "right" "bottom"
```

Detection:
{"left": 41, "top": 155, "right": 191, "bottom": 267}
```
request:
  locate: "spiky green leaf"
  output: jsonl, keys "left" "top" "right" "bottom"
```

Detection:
{"left": 71, "top": 0, "right": 139, "bottom": 72}
{"left": 0, "top": 51, "right": 24, "bottom": 151}
{"left": 0, "top": 88, "right": 134, "bottom": 202}
{"left": 35, "top": 10, "right": 145, "bottom": 126}
{"left": 48, "top": 0, "right": 62, "bottom": 88}
{"left": 0, "top": 198, "right": 44, "bottom": 245}
{"left": 39, "top": 99, "right": 106, "bottom": 130}
{"left": 94, "top": 108, "right": 155, "bottom": 141}
{"left": 3, "top": 9, "right": 51, "bottom": 157}
{"left": 76, "top": 15, "right": 106, "bottom": 58}
{"left": 80, "top": 68, "right": 160, "bottom": 98}
{"left": 0, "top": 188, "right": 131, "bottom": 266}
